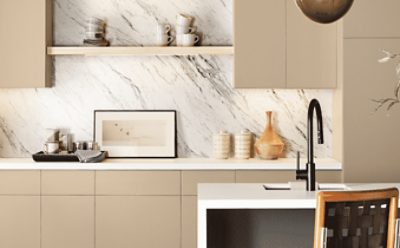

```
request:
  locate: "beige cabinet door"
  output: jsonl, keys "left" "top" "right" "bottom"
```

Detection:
{"left": 182, "top": 170, "right": 235, "bottom": 195}
{"left": 344, "top": 0, "right": 400, "bottom": 38}
{"left": 0, "top": 0, "right": 51, "bottom": 87}
{"left": 286, "top": 0, "right": 337, "bottom": 88}
{"left": 234, "top": 0, "right": 286, "bottom": 88}
{"left": 182, "top": 196, "right": 197, "bottom": 248}
{"left": 41, "top": 196, "right": 95, "bottom": 248}
{"left": 96, "top": 196, "right": 180, "bottom": 248}
{"left": 0, "top": 196, "right": 40, "bottom": 248}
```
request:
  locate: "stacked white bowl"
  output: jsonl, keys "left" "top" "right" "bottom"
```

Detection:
{"left": 213, "top": 131, "right": 231, "bottom": 159}
{"left": 234, "top": 130, "right": 252, "bottom": 159}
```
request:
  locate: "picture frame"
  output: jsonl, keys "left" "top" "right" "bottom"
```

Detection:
{"left": 94, "top": 110, "right": 177, "bottom": 158}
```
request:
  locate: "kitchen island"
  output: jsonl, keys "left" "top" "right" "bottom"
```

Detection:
{"left": 198, "top": 183, "right": 400, "bottom": 248}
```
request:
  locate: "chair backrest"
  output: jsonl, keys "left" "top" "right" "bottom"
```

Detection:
{"left": 314, "top": 188, "right": 399, "bottom": 248}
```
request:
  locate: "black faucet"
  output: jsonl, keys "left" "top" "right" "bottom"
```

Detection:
{"left": 296, "top": 99, "right": 324, "bottom": 191}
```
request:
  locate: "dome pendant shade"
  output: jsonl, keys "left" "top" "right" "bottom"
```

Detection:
{"left": 296, "top": 0, "right": 354, "bottom": 24}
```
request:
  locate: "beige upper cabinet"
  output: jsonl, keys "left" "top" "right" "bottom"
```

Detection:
{"left": 234, "top": 0, "right": 286, "bottom": 88}
{"left": 344, "top": 0, "right": 400, "bottom": 38}
{"left": 234, "top": 0, "right": 337, "bottom": 89}
{"left": 0, "top": 0, "right": 52, "bottom": 88}
{"left": 286, "top": 0, "right": 337, "bottom": 88}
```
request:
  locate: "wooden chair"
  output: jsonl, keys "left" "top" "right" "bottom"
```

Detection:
{"left": 314, "top": 188, "right": 399, "bottom": 248}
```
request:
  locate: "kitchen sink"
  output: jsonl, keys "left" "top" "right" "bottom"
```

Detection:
{"left": 263, "top": 183, "right": 350, "bottom": 191}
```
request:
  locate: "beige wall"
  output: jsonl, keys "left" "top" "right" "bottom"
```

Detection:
{"left": 340, "top": 1, "right": 400, "bottom": 182}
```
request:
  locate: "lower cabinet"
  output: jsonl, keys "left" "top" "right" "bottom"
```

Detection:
{"left": 182, "top": 196, "right": 197, "bottom": 248}
{"left": 0, "top": 196, "right": 40, "bottom": 248}
{"left": 96, "top": 196, "right": 181, "bottom": 248}
{"left": 41, "top": 196, "right": 95, "bottom": 248}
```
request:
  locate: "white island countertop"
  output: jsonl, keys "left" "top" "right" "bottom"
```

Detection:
{"left": 0, "top": 157, "right": 341, "bottom": 170}
{"left": 198, "top": 183, "right": 400, "bottom": 209}
{"left": 197, "top": 183, "right": 400, "bottom": 248}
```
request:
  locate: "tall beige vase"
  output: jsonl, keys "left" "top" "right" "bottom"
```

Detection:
{"left": 255, "top": 111, "right": 284, "bottom": 160}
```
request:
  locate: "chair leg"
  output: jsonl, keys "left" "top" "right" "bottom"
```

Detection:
{"left": 395, "top": 219, "right": 400, "bottom": 248}
{"left": 320, "top": 228, "right": 328, "bottom": 248}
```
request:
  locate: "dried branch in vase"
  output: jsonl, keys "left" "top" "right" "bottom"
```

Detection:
{"left": 372, "top": 50, "right": 400, "bottom": 112}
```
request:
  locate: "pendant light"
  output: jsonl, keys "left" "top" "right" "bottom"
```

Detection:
{"left": 296, "top": 0, "right": 354, "bottom": 24}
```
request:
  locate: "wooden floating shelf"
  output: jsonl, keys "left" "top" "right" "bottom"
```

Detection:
{"left": 47, "top": 46, "right": 234, "bottom": 56}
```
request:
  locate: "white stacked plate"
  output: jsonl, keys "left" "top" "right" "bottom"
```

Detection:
{"left": 234, "top": 130, "right": 252, "bottom": 159}
{"left": 213, "top": 131, "right": 231, "bottom": 159}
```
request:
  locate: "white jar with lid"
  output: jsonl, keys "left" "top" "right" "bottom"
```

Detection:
{"left": 234, "top": 130, "right": 253, "bottom": 159}
{"left": 213, "top": 131, "right": 231, "bottom": 159}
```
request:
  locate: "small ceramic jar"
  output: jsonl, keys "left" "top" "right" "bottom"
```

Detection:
{"left": 234, "top": 130, "right": 252, "bottom": 159}
{"left": 213, "top": 131, "right": 231, "bottom": 159}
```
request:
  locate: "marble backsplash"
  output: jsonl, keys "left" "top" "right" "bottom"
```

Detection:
{"left": 0, "top": 0, "right": 333, "bottom": 158}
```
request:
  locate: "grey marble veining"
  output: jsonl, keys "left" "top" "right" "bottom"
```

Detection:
{"left": 0, "top": 0, "right": 333, "bottom": 158}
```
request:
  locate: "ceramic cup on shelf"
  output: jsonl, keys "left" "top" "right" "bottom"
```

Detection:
{"left": 157, "top": 23, "right": 172, "bottom": 35}
{"left": 175, "top": 25, "right": 197, "bottom": 35}
{"left": 156, "top": 34, "right": 174, "bottom": 46}
{"left": 176, "top": 33, "right": 199, "bottom": 46}
{"left": 176, "top": 13, "right": 194, "bottom": 27}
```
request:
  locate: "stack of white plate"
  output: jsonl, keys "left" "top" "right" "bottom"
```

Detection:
{"left": 213, "top": 131, "right": 231, "bottom": 159}
{"left": 234, "top": 130, "right": 252, "bottom": 159}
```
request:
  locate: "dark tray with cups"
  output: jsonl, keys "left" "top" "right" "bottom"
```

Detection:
{"left": 32, "top": 152, "right": 80, "bottom": 162}
{"left": 32, "top": 151, "right": 106, "bottom": 163}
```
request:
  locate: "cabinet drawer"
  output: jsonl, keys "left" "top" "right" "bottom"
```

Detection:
{"left": 182, "top": 171, "right": 235, "bottom": 196}
{"left": 96, "top": 171, "right": 180, "bottom": 195}
{"left": 236, "top": 171, "right": 342, "bottom": 183}
{"left": 96, "top": 196, "right": 180, "bottom": 248}
{"left": 236, "top": 171, "right": 294, "bottom": 183}
{"left": 41, "top": 171, "right": 95, "bottom": 195}
{"left": 0, "top": 171, "right": 40, "bottom": 195}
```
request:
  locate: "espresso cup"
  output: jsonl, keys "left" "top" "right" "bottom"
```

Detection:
{"left": 157, "top": 23, "right": 171, "bottom": 34}
{"left": 156, "top": 33, "right": 174, "bottom": 46}
{"left": 176, "top": 33, "right": 199, "bottom": 46}
{"left": 175, "top": 25, "right": 197, "bottom": 34}
{"left": 43, "top": 142, "right": 59, "bottom": 154}
{"left": 176, "top": 13, "right": 194, "bottom": 27}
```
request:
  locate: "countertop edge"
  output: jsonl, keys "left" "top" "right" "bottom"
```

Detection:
{"left": 0, "top": 158, "right": 342, "bottom": 170}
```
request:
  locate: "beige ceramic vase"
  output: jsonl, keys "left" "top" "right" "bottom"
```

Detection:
{"left": 255, "top": 111, "right": 284, "bottom": 160}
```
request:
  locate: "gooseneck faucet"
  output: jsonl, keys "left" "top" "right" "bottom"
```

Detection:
{"left": 296, "top": 99, "right": 324, "bottom": 191}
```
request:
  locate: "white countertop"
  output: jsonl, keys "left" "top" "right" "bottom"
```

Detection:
{"left": 198, "top": 183, "right": 400, "bottom": 209}
{"left": 0, "top": 158, "right": 342, "bottom": 170}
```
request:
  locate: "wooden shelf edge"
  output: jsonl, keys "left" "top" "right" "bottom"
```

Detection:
{"left": 47, "top": 46, "right": 234, "bottom": 56}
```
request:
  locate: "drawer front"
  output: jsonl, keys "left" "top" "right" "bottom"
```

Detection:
{"left": 316, "top": 171, "right": 343, "bottom": 183}
{"left": 182, "top": 171, "right": 235, "bottom": 196}
{"left": 96, "top": 171, "right": 180, "bottom": 195}
{"left": 236, "top": 171, "right": 342, "bottom": 183}
{"left": 0, "top": 171, "right": 40, "bottom": 195}
{"left": 41, "top": 171, "right": 95, "bottom": 195}
{"left": 236, "top": 171, "right": 295, "bottom": 183}
{"left": 96, "top": 196, "right": 180, "bottom": 248}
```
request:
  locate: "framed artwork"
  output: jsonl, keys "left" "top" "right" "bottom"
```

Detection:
{"left": 94, "top": 110, "right": 177, "bottom": 158}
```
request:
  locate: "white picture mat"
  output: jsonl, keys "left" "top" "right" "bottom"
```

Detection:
{"left": 95, "top": 111, "right": 176, "bottom": 157}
